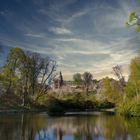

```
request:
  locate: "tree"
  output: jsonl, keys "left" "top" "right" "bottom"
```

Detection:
{"left": 112, "top": 65, "right": 125, "bottom": 87}
{"left": 1, "top": 48, "right": 25, "bottom": 94}
{"left": 82, "top": 72, "right": 93, "bottom": 93}
{"left": 35, "top": 57, "right": 57, "bottom": 100}
{"left": 125, "top": 58, "right": 140, "bottom": 98}
{"left": 125, "top": 11, "right": 140, "bottom": 97}
{"left": 59, "top": 71, "right": 63, "bottom": 88}
{"left": 73, "top": 73, "right": 82, "bottom": 85}
{"left": 101, "top": 77, "right": 121, "bottom": 104}
{"left": 1, "top": 47, "right": 57, "bottom": 106}
{"left": 27, "top": 52, "right": 44, "bottom": 95}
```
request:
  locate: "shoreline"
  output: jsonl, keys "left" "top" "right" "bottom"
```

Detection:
{"left": 0, "top": 108, "right": 47, "bottom": 114}
{"left": 0, "top": 108, "right": 115, "bottom": 115}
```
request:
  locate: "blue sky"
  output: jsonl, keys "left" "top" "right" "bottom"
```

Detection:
{"left": 0, "top": 0, "right": 140, "bottom": 80}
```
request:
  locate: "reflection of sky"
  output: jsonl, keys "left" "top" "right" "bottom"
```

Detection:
{"left": 93, "top": 136, "right": 104, "bottom": 140}
{"left": 34, "top": 129, "right": 54, "bottom": 140}
{"left": 33, "top": 129, "right": 131, "bottom": 140}
{"left": 62, "top": 135, "right": 74, "bottom": 140}
{"left": 34, "top": 128, "right": 74, "bottom": 140}
{"left": 0, "top": 0, "right": 140, "bottom": 80}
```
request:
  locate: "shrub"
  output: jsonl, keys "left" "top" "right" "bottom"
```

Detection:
{"left": 61, "top": 93, "right": 99, "bottom": 111}
{"left": 98, "top": 100, "right": 115, "bottom": 109}
{"left": 46, "top": 96, "right": 65, "bottom": 116}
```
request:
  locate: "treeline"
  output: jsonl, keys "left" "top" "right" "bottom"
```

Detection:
{"left": 0, "top": 48, "right": 56, "bottom": 107}
{"left": 73, "top": 72, "right": 93, "bottom": 93}
{"left": 72, "top": 65, "right": 125, "bottom": 104}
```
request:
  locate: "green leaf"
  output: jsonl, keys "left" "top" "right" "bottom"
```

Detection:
{"left": 129, "top": 11, "right": 136, "bottom": 22}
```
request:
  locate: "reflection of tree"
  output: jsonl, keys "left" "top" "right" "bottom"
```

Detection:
{"left": 0, "top": 114, "right": 140, "bottom": 140}
{"left": 123, "top": 117, "right": 140, "bottom": 140}
{"left": 96, "top": 115, "right": 128, "bottom": 140}
{"left": 0, "top": 114, "right": 48, "bottom": 140}
{"left": 20, "top": 114, "right": 34, "bottom": 140}
{"left": 0, "top": 114, "right": 23, "bottom": 140}
{"left": 44, "top": 115, "right": 136, "bottom": 140}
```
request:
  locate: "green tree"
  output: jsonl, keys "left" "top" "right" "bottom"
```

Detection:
{"left": 73, "top": 73, "right": 82, "bottom": 85}
{"left": 101, "top": 77, "right": 122, "bottom": 104}
{"left": 125, "top": 57, "right": 140, "bottom": 98}
{"left": 1, "top": 47, "right": 57, "bottom": 106}
{"left": 1, "top": 48, "right": 25, "bottom": 94}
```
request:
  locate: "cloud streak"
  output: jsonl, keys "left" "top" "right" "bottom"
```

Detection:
{"left": 49, "top": 27, "right": 72, "bottom": 34}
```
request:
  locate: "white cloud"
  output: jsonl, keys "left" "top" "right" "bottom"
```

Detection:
{"left": 49, "top": 27, "right": 72, "bottom": 34}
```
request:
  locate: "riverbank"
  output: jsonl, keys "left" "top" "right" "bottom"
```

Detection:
{"left": 0, "top": 93, "right": 115, "bottom": 115}
{"left": 0, "top": 109, "right": 47, "bottom": 114}
{"left": 0, "top": 107, "right": 115, "bottom": 116}
{"left": 0, "top": 104, "right": 47, "bottom": 114}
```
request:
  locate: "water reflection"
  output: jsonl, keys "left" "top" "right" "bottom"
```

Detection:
{"left": 0, "top": 113, "right": 140, "bottom": 140}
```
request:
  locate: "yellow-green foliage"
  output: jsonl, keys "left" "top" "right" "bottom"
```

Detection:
{"left": 102, "top": 77, "right": 122, "bottom": 104}
{"left": 125, "top": 58, "right": 140, "bottom": 98}
{"left": 117, "top": 97, "right": 140, "bottom": 117}
{"left": 126, "top": 11, "right": 140, "bottom": 32}
{"left": 128, "top": 11, "right": 137, "bottom": 22}
{"left": 125, "top": 81, "right": 136, "bottom": 98}
{"left": 118, "top": 51, "right": 140, "bottom": 117}
{"left": 39, "top": 92, "right": 115, "bottom": 113}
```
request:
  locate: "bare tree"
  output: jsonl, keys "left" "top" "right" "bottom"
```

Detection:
{"left": 27, "top": 52, "right": 44, "bottom": 95}
{"left": 112, "top": 65, "right": 125, "bottom": 88}
{"left": 36, "top": 58, "right": 57, "bottom": 100}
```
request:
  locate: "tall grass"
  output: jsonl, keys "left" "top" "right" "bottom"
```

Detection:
{"left": 117, "top": 96, "right": 140, "bottom": 117}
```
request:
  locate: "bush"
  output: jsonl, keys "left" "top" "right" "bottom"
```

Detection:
{"left": 46, "top": 96, "right": 65, "bottom": 116}
{"left": 44, "top": 93, "right": 116, "bottom": 115}
{"left": 61, "top": 93, "right": 99, "bottom": 111}
{"left": 98, "top": 100, "right": 115, "bottom": 109}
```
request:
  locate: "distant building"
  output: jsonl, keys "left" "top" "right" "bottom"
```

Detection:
{"left": 52, "top": 78, "right": 98, "bottom": 94}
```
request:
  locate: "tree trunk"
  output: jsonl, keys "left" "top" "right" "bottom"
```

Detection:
{"left": 6, "top": 80, "right": 12, "bottom": 94}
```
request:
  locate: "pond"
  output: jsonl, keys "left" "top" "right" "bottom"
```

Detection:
{"left": 0, "top": 112, "right": 140, "bottom": 140}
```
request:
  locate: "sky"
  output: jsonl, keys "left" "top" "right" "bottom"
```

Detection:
{"left": 0, "top": 0, "right": 140, "bottom": 80}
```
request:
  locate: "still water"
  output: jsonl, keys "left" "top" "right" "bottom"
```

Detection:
{"left": 0, "top": 112, "right": 140, "bottom": 140}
